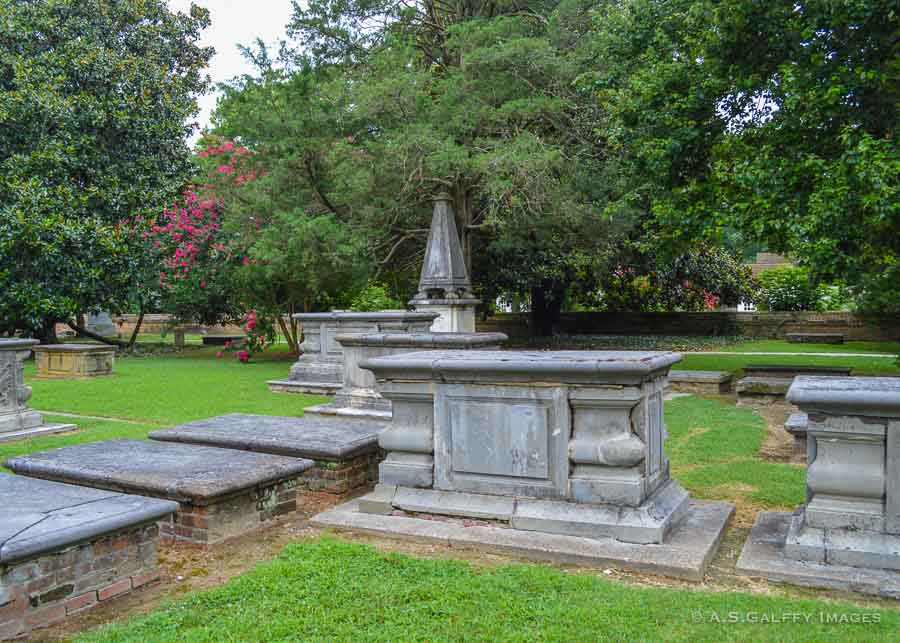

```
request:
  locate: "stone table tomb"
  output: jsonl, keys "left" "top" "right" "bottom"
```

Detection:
{"left": 149, "top": 413, "right": 386, "bottom": 494}
{"left": 314, "top": 350, "right": 734, "bottom": 580}
{"left": 737, "top": 376, "right": 900, "bottom": 598}
{"left": 5, "top": 439, "right": 314, "bottom": 549}
{"left": 267, "top": 311, "right": 439, "bottom": 395}
{"left": 32, "top": 344, "right": 116, "bottom": 379}
{"left": 0, "top": 475, "right": 176, "bottom": 640}
{"left": 0, "top": 339, "right": 75, "bottom": 442}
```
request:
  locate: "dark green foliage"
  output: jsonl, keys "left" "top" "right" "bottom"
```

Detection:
{"left": 0, "top": 0, "right": 212, "bottom": 339}
{"left": 755, "top": 266, "right": 825, "bottom": 312}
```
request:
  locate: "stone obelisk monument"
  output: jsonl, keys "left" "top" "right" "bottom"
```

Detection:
{"left": 409, "top": 195, "right": 480, "bottom": 332}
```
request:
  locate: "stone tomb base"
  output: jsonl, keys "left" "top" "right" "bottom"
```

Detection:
{"left": 5, "top": 439, "right": 314, "bottom": 549}
{"left": 149, "top": 413, "right": 385, "bottom": 495}
{"left": 32, "top": 344, "right": 116, "bottom": 379}
{"left": 314, "top": 496, "right": 733, "bottom": 581}
{"left": 667, "top": 370, "right": 733, "bottom": 395}
{"left": 0, "top": 476, "right": 176, "bottom": 640}
{"left": 737, "top": 512, "right": 900, "bottom": 599}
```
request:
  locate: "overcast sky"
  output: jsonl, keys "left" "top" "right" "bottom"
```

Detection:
{"left": 168, "top": 1, "right": 297, "bottom": 138}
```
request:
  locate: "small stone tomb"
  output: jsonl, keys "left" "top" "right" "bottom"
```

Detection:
{"left": 737, "top": 376, "right": 900, "bottom": 598}
{"left": 784, "top": 411, "right": 809, "bottom": 461}
{"left": 0, "top": 475, "right": 176, "bottom": 640}
{"left": 303, "top": 331, "right": 507, "bottom": 423}
{"left": 315, "top": 350, "right": 734, "bottom": 580}
{"left": 268, "top": 311, "right": 439, "bottom": 395}
{"left": 736, "top": 364, "right": 852, "bottom": 404}
{"left": 5, "top": 439, "right": 313, "bottom": 548}
{"left": 32, "top": 344, "right": 115, "bottom": 379}
{"left": 149, "top": 413, "right": 386, "bottom": 494}
{"left": 785, "top": 332, "right": 845, "bottom": 345}
{"left": 0, "top": 339, "right": 75, "bottom": 442}
{"left": 667, "top": 370, "right": 732, "bottom": 395}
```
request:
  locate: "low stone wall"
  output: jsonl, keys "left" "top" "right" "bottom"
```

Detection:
{"left": 1, "top": 524, "right": 160, "bottom": 640}
{"left": 477, "top": 311, "right": 900, "bottom": 341}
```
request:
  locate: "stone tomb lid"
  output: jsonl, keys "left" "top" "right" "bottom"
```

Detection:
{"left": 149, "top": 413, "right": 385, "bottom": 460}
{"left": 5, "top": 439, "right": 314, "bottom": 505}
{"left": 0, "top": 475, "right": 177, "bottom": 564}
{"left": 362, "top": 350, "right": 681, "bottom": 385}
{"left": 31, "top": 343, "right": 115, "bottom": 353}
{"left": 787, "top": 376, "right": 900, "bottom": 418}
{"left": 292, "top": 311, "right": 439, "bottom": 323}
{"left": 334, "top": 331, "right": 507, "bottom": 348}
{"left": 742, "top": 364, "right": 852, "bottom": 376}
{"left": 0, "top": 338, "right": 38, "bottom": 351}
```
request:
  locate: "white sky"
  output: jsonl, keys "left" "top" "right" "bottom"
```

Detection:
{"left": 168, "top": 1, "right": 297, "bottom": 138}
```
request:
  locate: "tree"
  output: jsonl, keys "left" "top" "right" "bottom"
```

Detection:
{"left": 584, "top": 0, "right": 899, "bottom": 312}
{"left": 0, "top": 0, "right": 212, "bottom": 342}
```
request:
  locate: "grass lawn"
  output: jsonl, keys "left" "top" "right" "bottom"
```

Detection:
{"left": 719, "top": 339, "right": 900, "bottom": 355}
{"left": 23, "top": 346, "right": 326, "bottom": 426}
{"left": 4, "top": 349, "right": 896, "bottom": 640}
{"left": 678, "top": 352, "right": 900, "bottom": 376}
{"left": 80, "top": 538, "right": 897, "bottom": 642}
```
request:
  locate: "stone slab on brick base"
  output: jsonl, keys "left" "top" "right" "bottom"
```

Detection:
{"left": 736, "top": 512, "right": 900, "bottom": 599}
{"left": 5, "top": 439, "right": 314, "bottom": 548}
{"left": 0, "top": 476, "right": 175, "bottom": 640}
{"left": 149, "top": 413, "right": 385, "bottom": 494}
{"left": 266, "top": 379, "right": 342, "bottom": 396}
{"left": 667, "top": 370, "right": 732, "bottom": 395}
{"left": 313, "top": 498, "right": 733, "bottom": 581}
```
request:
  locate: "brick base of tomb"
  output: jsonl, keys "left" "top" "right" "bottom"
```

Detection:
{"left": 158, "top": 479, "right": 299, "bottom": 548}
{"left": 298, "top": 452, "right": 382, "bottom": 494}
{"left": 0, "top": 524, "right": 161, "bottom": 640}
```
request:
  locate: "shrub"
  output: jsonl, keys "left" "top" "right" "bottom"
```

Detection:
{"left": 755, "top": 267, "right": 824, "bottom": 311}
{"left": 348, "top": 283, "right": 404, "bottom": 312}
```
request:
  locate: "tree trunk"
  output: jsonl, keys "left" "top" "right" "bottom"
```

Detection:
{"left": 37, "top": 317, "right": 60, "bottom": 344}
{"left": 67, "top": 321, "right": 127, "bottom": 347}
{"left": 127, "top": 309, "right": 145, "bottom": 349}
{"left": 530, "top": 282, "right": 565, "bottom": 337}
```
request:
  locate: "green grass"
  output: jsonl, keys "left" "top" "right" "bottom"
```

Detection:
{"left": 679, "top": 352, "right": 900, "bottom": 376}
{"left": 24, "top": 347, "right": 326, "bottom": 426}
{"left": 719, "top": 339, "right": 900, "bottom": 355}
{"left": 79, "top": 537, "right": 897, "bottom": 642}
{"left": 666, "top": 397, "right": 805, "bottom": 507}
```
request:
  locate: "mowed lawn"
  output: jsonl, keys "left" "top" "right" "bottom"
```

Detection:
{"left": 3, "top": 348, "right": 896, "bottom": 640}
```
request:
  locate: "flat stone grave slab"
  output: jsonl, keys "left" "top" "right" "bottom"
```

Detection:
{"left": 737, "top": 512, "right": 900, "bottom": 599}
{"left": 5, "top": 439, "right": 314, "bottom": 548}
{"left": 313, "top": 497, "right": 734, "bottom": 582}
{"left": 0, "top": 475, "right": 176, "bottom": 639}
{"left": 149, "top": 413, "right": 386, "bottom": 494}
{"left": 32, "top": 343, "right": 115, "bottom": 379}
{"left": 736, "top": 365, "right": 853, "bottom": 403}
{"left": 667, "top": 370, "right": 732, "bottom": 395}
{"left": 786, "top": 332, "right": 845, "bottom": 344}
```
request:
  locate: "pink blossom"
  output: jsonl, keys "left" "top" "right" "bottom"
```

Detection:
{"left": 237, "top": 350, "right": 249, "bottom": 363}
{"left": 217, "top": 165, "right": 234, "bottom": 174}
{"left": 216, "top": 351, "right": 224, "bottom": 358}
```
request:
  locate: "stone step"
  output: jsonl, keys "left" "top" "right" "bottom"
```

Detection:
{"left": 5, "top": 439, "right": 313, "bottom": 548}
{"left": 667, "top": 370, "right": 732, "bottom": 394}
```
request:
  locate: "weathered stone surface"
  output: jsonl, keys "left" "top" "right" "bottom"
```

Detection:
{"left": 32, "top": 344, "right": 115, "bottom": 379}
{"left": 358, "top": 484, "right": 396, "bottom": 515}
{"left": 0, "top": 475, "right": 176, "bottom": 564}
{"left": 409, "top": 196, "right": 480, "bottom": 332}
{"left": 0, "top": 339, "right": 76, "bottom": 440}
{"left": 667, "top": 370, "right": 732, "bottom": 395}
{"left": 315, "top": 499, "right": 734, "bottom": 581}
{"left": 786, "top": 332, "right": 845, "bottom": 344}
{"left": 513, "top": 479, "right": 690, "bottom": 545}
{"left": 361, "top": 348, "right": 700, "bottom": 546}
{"left": 268, "top": 311, "right": 438, "bottom": 395}
{"left": 5, "top": 439, "right": 313, "bottom": 505}
{"left": 784, "top": 412, "right": 809, "bottom": 435}
{"left": 304, "top": 332, "right": 506, "bottom": 422}
{"left": 392, "top": 488, "right": 516, "bottom": 521}
{"left": 777, "top": 376, "right": 900, "bottom": 576}
{"left": 149, "top": 413, "right": 385, "bottom": 461}
{"left": 85, "top": 311, "right": 116, "bottom": 337}
{"left": 737, "top": 512, "right": 900, "bottom": 598}
{"left": 737, "top": 366, "right": 854, "bottom": 404}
